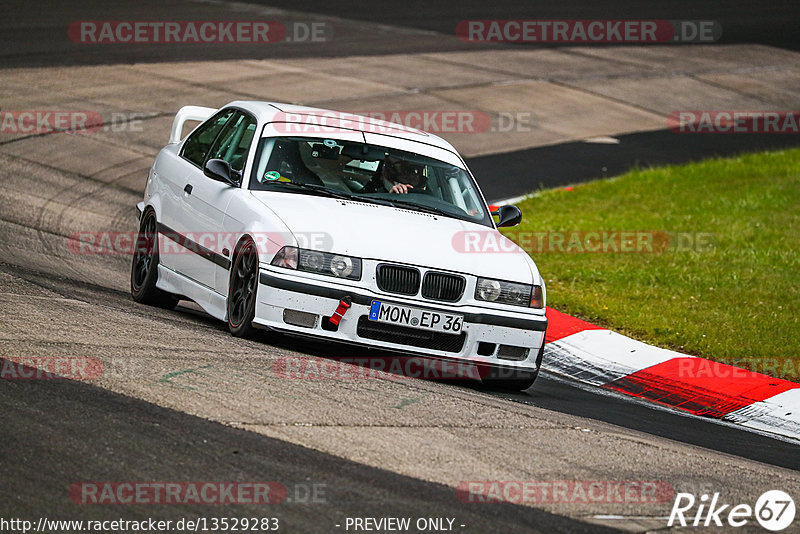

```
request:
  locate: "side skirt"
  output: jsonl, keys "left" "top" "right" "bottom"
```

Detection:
{"left": 157, "top": 264, "right": 227, "bottom": 321}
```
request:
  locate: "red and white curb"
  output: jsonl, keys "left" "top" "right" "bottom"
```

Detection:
{"left": 543, "top": 307, "right": 800, "bottom": 441}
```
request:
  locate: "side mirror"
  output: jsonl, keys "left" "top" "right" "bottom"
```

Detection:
{"left": 493, "top": 205, "right": 522, "bottom": 227}
{"left": 204, "top": 158, "right": 240, "bottom": 186}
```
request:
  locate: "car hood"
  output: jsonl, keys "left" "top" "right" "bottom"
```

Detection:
{"left": 249, "top": 191, "right": 539, "bottom": 283}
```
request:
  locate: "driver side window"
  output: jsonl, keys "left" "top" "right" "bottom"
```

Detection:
{"left": 206, "top": 112, "right": 257, "bottom": 173}
{"left": 181, "top": 109, "right": 234, "bottom": 167}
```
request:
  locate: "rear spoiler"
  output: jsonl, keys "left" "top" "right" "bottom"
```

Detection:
{"left": 169, "top": 105, "right": 216, "bottom": 144}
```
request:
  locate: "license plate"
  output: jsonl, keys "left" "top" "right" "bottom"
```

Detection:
{"left": 368, "top": 300, "right": 463, "bottom": 333}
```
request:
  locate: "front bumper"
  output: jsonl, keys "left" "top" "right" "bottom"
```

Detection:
{"left": 255, "top": 268, "right": 547, "bottom": 371}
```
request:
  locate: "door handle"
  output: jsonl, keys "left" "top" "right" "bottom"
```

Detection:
{"left": 184, "top": 184, "right": 193, "bottom": 195}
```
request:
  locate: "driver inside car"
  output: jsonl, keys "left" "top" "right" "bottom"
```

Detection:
{"left": 363, "top": 156, "right": 426, "bottom": 194}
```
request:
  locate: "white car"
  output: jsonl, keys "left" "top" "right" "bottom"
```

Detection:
{"left": 132, "top": 101, "right": 547, "bottom": 390}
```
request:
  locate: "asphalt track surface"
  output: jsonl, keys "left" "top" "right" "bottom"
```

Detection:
{"left": 4, "top": 0, "right": 799, "bottom": 203}
{"left": 471, "top": 130, "right": 800, "bottom": 202}
{"left": 1, "top": 262, "right": 798, "bottom": 529}
{"left": 2, "top": 1, "right": 800, "bottom": 532}
{"left": 0, "top": 357, "right": 612, "bottom": 533}
{"left": 3, "top": 0, "right": 798, "bottom": 68}
{"left": 242, "top": 0, "right": 800, "bottom": 52}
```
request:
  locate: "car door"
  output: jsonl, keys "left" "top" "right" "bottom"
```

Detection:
{"left": 160, "top": 109, "right": 234, "bottom": 274}
{"left": 179, "top": 110, "right": 257, "bottom": 292}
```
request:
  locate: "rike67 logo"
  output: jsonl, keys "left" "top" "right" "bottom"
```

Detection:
{"left": 669, "top": 490, "right": 795, "bottom": 531}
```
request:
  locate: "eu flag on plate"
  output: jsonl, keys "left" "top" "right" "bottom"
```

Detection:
{"left": 369, "top": 300, "right": 382, "bottom": 320}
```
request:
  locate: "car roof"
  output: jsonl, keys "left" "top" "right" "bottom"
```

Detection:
{"left": 224, "top": 100, "right": 460, "bottom": 154}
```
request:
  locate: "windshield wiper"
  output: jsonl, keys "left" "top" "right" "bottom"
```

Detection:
{"left": 267, "top": 183, "right": 467, "bottom": 219}
{"left": 372, "top": 197, "right": 456, "bottom": 218}
{"left": 269, "top": 181, "right": 356, "bottom": 200}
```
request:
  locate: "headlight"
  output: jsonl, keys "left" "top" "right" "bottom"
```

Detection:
{"left": 475, "top": 277, "right": 543, "bottom": 308}
{"left": 271, "top": 246, "right": 362, "bottom": 280}
{"left": 330, "top": 255, "right": 355, "bottom": 278}
{"left": 300, "top": 250, "right": 324, "bottom": 271}
{"left": 476, "top": 278, "right": 502, "bottom": 301}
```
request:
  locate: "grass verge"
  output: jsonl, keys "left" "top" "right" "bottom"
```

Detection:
{"left": 503, "top": 148, "right": 800, "bottom": 380}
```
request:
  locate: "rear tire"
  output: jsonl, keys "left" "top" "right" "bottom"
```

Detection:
{"left": 481, "top": 343, "right": 544, "bottom": 391}
{"left": 130, "top": 210, "right": 179, "bottom": 309}
{"left": 227, "top": 237, "right": 259, "bottom": 338}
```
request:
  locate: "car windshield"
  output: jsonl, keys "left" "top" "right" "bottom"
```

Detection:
{"left": 249, "top": 136, "right": 492, "bottom": 226}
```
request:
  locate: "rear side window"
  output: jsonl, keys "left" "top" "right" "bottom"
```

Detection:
{"left": 181, "top": 109, "right": 234, "bottom": 167}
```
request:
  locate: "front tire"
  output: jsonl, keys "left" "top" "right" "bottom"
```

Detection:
{"left": 227, "top": 237, "right": 258, "bottom": 338}
{"left": 130, "top": 210, "right": 179, "bottom": 309}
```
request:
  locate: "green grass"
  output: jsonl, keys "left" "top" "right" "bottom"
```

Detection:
{"left": 504, "top": 148, "right": 800, "bottom": 375}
